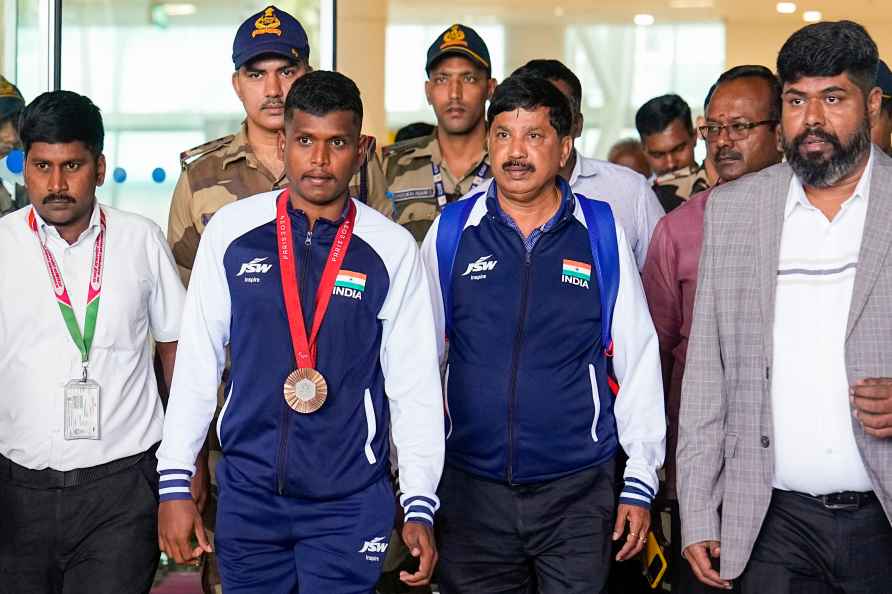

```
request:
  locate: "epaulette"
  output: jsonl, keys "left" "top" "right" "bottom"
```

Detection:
{"left": 382, "top": 135, "right": 431, "bottom": 160}
{"left": 179, "top": 134, "right": 235, "bottom": 169}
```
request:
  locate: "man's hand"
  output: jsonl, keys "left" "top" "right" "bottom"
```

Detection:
{"left": 851, "top": 378, "right": 892, "bottom": 438}
{"left": 612, "top": 503, "right": 650, "bottom": 561}
{"left": 159, "top": 499, "right": 212, "bottom": 565}
{"left": 683, "top": 540, "right": 732, "bottom": 590}
{"left": 191, "top": 449, "right": 210, "bottom": 514}
{"left": 399, "top": 521, "right": 437, "bottom": 587}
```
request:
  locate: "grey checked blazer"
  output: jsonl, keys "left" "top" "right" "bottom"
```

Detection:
{"left": 677, "top": 153, "right": 892, "bottom": 580}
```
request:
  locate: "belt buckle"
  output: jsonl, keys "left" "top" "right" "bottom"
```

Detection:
{"left": 820, "top": 493, "right": 860, "bottom": 510}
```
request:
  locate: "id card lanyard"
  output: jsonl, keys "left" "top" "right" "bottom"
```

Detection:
{"left": 28, "top": 206, "right": 107, "bottom": 378}
{"left": 431, "top": 161, "right": 490, "bottom": 208}
{"left": 28, "top": 207, "right": 106, "bottom": 440}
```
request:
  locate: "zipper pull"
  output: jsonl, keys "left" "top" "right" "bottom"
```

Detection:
{"left": 304, "top": 230, "right": 312, "bottom": 246}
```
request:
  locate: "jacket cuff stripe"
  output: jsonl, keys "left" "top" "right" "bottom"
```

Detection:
{"left": 625, "top": 477, "right": 655, "bottom": 496}
{"left": 618, "top": 495, "right": 651, "bottom": 509}
{"left": 159, "top": 487, "right": 193, "bottom": 502}
{"left": 404, "top": 512, "right": 434, "bottom": 527}
{"left": 401, "top": 494, "right": 439, "bottom": 511}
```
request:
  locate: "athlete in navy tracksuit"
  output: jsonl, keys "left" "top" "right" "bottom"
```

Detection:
{"left": 421, "top": 75, "right": 665, "bottom": 593}
{"left": 156, "top": 71, "right": 444, "bottom": 594}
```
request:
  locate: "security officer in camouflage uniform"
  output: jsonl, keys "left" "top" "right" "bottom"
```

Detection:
{"left": 0, "top": 75, "right": 25, "bottom": 216}
{"left": 635, "top": 93, "right": 711, "bottom": 204}
{"left": 166, "top": 7, "right": 389, "bottom": 593}
{"left": 382, "top": 24, "right": 496, "bottom": 243}
{"left": 169, "top": 6, "right": 390, "bottom": 283}
{"left": 377, "top": 26, "right": 495, "bottom": 592}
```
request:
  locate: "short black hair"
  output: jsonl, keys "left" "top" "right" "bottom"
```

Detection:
{"left": 706, "top": 65, "right": 782, "bottom": 121}
{"left": 777, "top": 20, "right": 878, "bottom": 97}
{"left": 487, "top": 75, "right": 573, "bottom": 138}
{"left": 284, "top": 70, "right": 363, "bottom": 127}
{"left": 512, "top": 59, "right": 582, "bottom": 114}
{"left": 635, "top": 94, "right": 693, "bottom": 139}
{"left": 19, "top": 90, "right": 104, "bottom": 158}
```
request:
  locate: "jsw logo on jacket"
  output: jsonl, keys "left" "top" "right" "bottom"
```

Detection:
{"left": 421, "top": 178, "right": 666, "bottom": 507}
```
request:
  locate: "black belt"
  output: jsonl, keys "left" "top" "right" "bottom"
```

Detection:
{"left": 0, "top": 443, "right": 158, "bottom": 490}
{"left": 787, "top": 490, "right": 878, "bottom": 511}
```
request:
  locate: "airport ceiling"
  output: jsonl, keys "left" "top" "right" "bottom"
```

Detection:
{"left": 50, "top": 0, "right": 892, "bottom": 26}
{"left": 388, "top": 0, "right": 892, "bottom": 25}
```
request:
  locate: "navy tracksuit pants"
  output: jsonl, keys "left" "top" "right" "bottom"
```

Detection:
{"left": 215, "top": 457, "right": 396, "bottom": 594}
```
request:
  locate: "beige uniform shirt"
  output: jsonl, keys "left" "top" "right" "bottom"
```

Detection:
{"left": 655, "top": 163, "right": 710, "bottom": 202}
{"left": 0, "top": 182, "right": 13, "bottom": 215}
{"left": 168, "top": 123, "right": 392, "bottom": 284}
{"left": 382, "top": 130, "right": 489, "bottom": 242}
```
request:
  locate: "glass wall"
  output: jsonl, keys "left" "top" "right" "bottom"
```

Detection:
{"left": 4, "top": 0, "right": 329, "bottom": 228}
{"left": 567, "top": 22, "right": 725, "bottom": 159}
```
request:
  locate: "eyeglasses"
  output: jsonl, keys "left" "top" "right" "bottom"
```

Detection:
{"left": 698, "top": 120, "right": 778, "bottom": 141}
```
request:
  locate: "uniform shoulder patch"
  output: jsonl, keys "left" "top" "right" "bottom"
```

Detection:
{"left": 382, "top": 135, "right": 431, "bottom": 160}
{"left": 180, "top": 134, "right": 235, "bottom": 169}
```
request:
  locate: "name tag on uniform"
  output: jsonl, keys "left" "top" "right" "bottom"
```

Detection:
{"left": 64, "top": 379, "right": 101, "bottom": 440}
{"left": 391, "top": 188, "right": 435, "bottom": 202}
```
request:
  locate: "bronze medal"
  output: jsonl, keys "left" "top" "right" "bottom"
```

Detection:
{"left": 283, "top": 368, "right": 328, "bottom": 413}
{"left": 276, "top": 191, "right": 356, "bottom": 417}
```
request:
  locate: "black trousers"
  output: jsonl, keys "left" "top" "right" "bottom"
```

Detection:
{"left": 740, "top": 490, "right": 892, "bottom": 594}
{"left": 0, "top": 449, "right": 160, "bottom": 594}
{"left": 436, "top": 463, "right": 615, "bottom": 594}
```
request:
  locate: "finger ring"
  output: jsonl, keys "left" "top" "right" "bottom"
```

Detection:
{"left": 629, "top": 531, "right": 638, "bottom": 537}
{"left": 639, "top": 536, "right": 647, "bottom": 543}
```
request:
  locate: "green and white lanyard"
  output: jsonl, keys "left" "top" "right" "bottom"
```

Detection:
{"left": 28, "top": 206, "right": 106, "bottom": 380}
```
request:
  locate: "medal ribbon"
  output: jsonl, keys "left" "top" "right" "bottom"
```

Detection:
{"left": 431, "top": 161, "right": 490, "bottom": 208}
{"left": 28, "top": 206, "right": 106, "bottom": 364}
{"left": 276, "top": 190, "right": 356, "bottom": 369}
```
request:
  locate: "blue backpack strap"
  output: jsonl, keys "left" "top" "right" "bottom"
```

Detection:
{"left": 435, "top": 194, "right": 481, "bottom": 337}
{"left": 576, "top": 194, "right": 620, "bottom": 391}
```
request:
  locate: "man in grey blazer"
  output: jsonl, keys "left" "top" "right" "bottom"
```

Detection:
{"left": 678, "top": 20, "right": 892, "bottom": 593}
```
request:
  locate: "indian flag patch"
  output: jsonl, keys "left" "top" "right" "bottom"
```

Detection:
{"left": 562, "top": 259, "right": 591, "bottom": 288}
{"left": 334, "top": 270, "right": 366, "bottom": 300}
{"left": 336, "top": 271, "right": 366, "bottom": 291}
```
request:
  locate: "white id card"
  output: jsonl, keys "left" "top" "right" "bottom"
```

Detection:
{"left": 64, "top": 379, "right": 101, "bottom": 440}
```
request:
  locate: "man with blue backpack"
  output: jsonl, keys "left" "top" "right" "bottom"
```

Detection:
{"left": 420, "top": 74, "right": 666, "bottom": 593}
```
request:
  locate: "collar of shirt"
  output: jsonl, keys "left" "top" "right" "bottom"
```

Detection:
{"left": 31, "top": 201, "right": 101, "bottom": 246}
{"left": 285, "top": 194, "right": 353, "bottom": 227}
{"left": 567, "top": 149, "right": 601, "bottom": 186}
{"left": 785, "top": 146, "right": 875, "bottom": 220}
{"left": 221, "top": 122, "right": 251, "bottom": 169}
{"left": 421, "top": 127, "right": 489, "bottom": 173}
{"left": 487, "top": 176, "right": 574, "bottom": 251}
{"left": 223, "top": 122, "right": 287, "bottom": 186}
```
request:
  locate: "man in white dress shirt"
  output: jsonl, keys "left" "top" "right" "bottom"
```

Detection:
{"left": 0, "top": 90, "right": 185, "bottom": 594}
